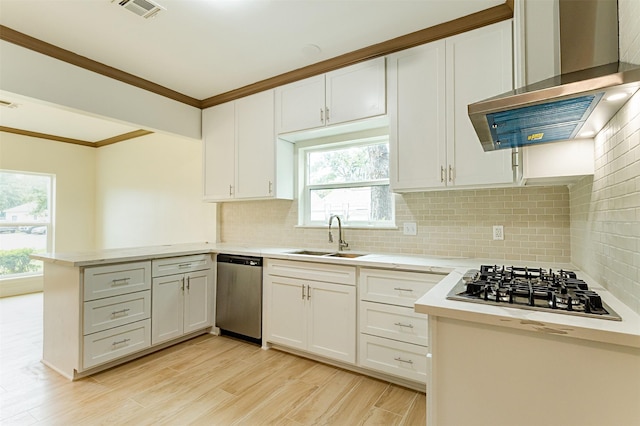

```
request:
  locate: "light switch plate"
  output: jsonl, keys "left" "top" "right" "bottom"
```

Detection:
{"left": 403, "top": 222, "right": 417, "bottom": 236}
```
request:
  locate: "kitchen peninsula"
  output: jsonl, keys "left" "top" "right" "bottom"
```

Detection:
{"left": 415, "top": 268, "right": 640, "bottom": 426}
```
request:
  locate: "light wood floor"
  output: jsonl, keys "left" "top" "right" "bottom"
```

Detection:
{"left": 0, "top": 292, "right": 426, "bottom": 425}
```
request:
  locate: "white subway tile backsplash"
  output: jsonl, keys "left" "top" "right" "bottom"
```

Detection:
{"left": 571, "top": 86, "right": 640, "bottom": 315}
{"left": 220, "top": 185, "right": 571, "bottom": 263}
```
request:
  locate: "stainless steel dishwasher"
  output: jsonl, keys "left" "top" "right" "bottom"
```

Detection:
{"left": 216, "top": 254, "right": 263, "bottom": 343}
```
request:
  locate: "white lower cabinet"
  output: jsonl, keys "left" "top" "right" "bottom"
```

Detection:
{"left": 42, "top": 254, "right": 215, "bottom": 380}
{"left": 358, "top": 268, "right": 442, "bottom": 384}
{"left": 359, "top": 334, "right": 428, "bottom": 382}
{"left": 80, "top": 261, "right": 152, "bottom": 371}
{"left": 359, "top": 301, "right": 428, "bottom": 346}
{"left": 83, "top": 291, "right": 151, "bottom": 335}
{"left": 151, "top": 255, "right": 214, "bottom": 345}
{"left": 83, "top": 319, "right": 151, "bottom": 369}
{"left": 265, "top": 259, "right": 356, "bottom": 364}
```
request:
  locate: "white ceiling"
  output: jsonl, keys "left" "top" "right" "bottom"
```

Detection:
{"left": 0, "top": 0, "right": 503, "bottom": 143}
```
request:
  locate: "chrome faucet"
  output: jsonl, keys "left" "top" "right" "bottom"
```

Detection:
{"left": 328, "top": 215, "right": 349, "bottom": 251}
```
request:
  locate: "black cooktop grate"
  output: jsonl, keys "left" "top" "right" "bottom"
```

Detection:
{"left": 447, "top": 265, "right": 622, "bottom": 321}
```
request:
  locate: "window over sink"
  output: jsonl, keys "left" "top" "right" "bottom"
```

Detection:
{"left": 298, "top": 134, "right": 395, "bottom": 228}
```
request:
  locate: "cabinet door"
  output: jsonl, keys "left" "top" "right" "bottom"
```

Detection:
{"left": 151, "top": 275, "right": 184, "bottom": 345}
{"left": 326, "top": 57, "right": 386, "bottom": 126}
{"left": 265, "top": 275, "right": 306, "bottom": 350}
{"left": 203, "top": 102, "right": 235, "bottom": 200}
{"left": 235, "top": 90, "right": 276, "bottom": 199}
{"left": 446, "top": 20, "right": 515, "bottom": 186}
{"left": 388, "top": 41, "right": 446, "bottom": 191}
{"left": 275, "top": 75, "right": 325, "bottom": 134}
{"left": 183, "top": 269, "right": 214, "bottom": 334}
{"left": 307, "top": 281, "right": 356, "bottom": 364}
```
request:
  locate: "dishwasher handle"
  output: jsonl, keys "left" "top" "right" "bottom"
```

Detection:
{"left": 217, "top": 254, "right": 263, "bottom": 267}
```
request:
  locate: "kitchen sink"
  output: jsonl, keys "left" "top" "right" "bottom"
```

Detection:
{"left": 326, "top": 252, "right": 365, "bottom": 258}
{"left": 289, "top": 250, "right": 335, "bottom": 256}
{"left": 288, "top": 250, "right": 366, "bottom": 258}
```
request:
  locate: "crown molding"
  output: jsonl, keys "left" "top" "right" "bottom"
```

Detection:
{"left": 0, "top": 25, "right": 201, "bottom": 108}
{"left": 201, "top": 2, "right": 513, "bottom": 108}
{"left": 1, "top": 1, "right": 513, "bottom": 111}
{"left": 0, "top": 126, "right": 152, "bottom": 148}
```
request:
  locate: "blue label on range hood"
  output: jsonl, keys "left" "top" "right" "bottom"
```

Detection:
{"left": 486, "top": 93, "right": 603, "bottom": 149}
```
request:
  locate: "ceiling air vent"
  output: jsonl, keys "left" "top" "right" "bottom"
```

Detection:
{"left": 113, "top": 0, "right": 165, "bottom": 19}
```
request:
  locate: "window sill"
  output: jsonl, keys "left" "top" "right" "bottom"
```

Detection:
{"left": 0, "top": 274, "right": 43, "bottom": 298}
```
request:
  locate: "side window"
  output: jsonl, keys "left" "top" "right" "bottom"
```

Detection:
{"left": 0, "top": 170, "right": 54, "bottom": 278}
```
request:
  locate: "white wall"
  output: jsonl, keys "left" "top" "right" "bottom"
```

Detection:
{"left": 95, "top": 133, "right": 216, "bottom": 248}
{"left": 0, "top": 132, "right": 96, "bottom": 296}
{"left": 0, "top": 40, "right": 201, "bottom": 140}
{"left": 0, "top": 132, "right": 97, "bottom": 251}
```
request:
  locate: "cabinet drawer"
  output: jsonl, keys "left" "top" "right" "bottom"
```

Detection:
{"left": 266, "top": 259, "right": 356, "bottom": 285}
{"left": 359, "top": 334, "right": 428, "bottom": 383}
{"left": 360, "top": 268, "right": 442, "bottom": 307}
{"left": 83, "top": 290, "right": 151, "bottom": 335}
{"left": 152, "top": 254, "right": 212, "bottom": 277}
{"left": 84, "top": 261, "right": 151, "bottom": 301}
{"left": 83, "top": 319, "right": 151, "bottom": 369}
{"left": 360, "top": 301, "right": 427, "bottom": 346}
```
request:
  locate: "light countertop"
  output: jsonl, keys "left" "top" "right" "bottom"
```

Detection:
{"left": 31, "top": 241, "right": 574, "bottom": 273}
{"left": 415, "top": 268, "right": 640, "bottom": 349}
{"left": 33, "top": 241, "right": 640, "bottom": 349}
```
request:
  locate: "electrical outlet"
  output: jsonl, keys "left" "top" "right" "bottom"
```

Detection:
{"left": 493, "top": 225, "right": 504, "bottom": 240}
{"left": 403, "top": 222, "right": 417, "bottom": 236}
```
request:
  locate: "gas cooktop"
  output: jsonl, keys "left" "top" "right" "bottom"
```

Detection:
{"left": 447, "top": 265, "right": 621, "bottom": 321}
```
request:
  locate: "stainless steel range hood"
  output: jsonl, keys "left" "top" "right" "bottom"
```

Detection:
{"left": 469, "top": 0, "right": 640, "bottom": 151}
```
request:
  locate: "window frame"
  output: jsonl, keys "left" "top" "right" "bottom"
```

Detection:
{"left": 298, "top": 135, "right": 395, "bottom": 228}
{"left": 0, "top": 169, "right": 55, "bottom": 280}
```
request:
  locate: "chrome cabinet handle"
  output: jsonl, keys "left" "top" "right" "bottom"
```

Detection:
{"left": 448, "top": 165, "right": 453, "bottom": 182}
{"left": 440, "top": 166, "right": 445, "bottom": 183}
{"left": 181, "top": 277, "right": 185, "bottom": 291}
{"left": 229, "top": 185, "right": 233, "bottom": 196}
{"left": 394, "top": 322, "right": 414, "bottom": 328}
{"left": 112, "top": 338, "right": 130, "bottom": 347}
{"left": 111, "top": 308, "right": 130, "bottom": 317}
{"left": 320, "top": 108, "right": 324, "bottom": 123}
{"left": 394, "top": 287, "right": 413, "bottom": 292}
{"left": 325, "top": 107, "right": 330, "bottom": 122}
{"left": 268, "top": 180, "right": 273, "bottom": 194}
{"left": 186, "top": 276, "right": 190, "bottom": 290}
{"left": 302, "top": 284, "right": 305, "bottom": 300}
{"left": 112, "top": 277, "right": 130, "bottom": 286}
{"left": 307, "top": 284, "right": 311, "bottom": 300}
{"left": 394, "top": 357, "right": 414, "bottom": 364}
{"left": 178, "top": 263, "right": 191, "bottom": 268}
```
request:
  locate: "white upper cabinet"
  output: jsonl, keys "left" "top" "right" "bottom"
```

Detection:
{"left": 202, "top": 89, "right": 293, "bottom": 202}
{"left": 325, "top": 58, "right": 386, "bottom": 126}
{"left": 445, "top": 20, "right": 515, "bottom": 187}
{"left": 275, "top": 57, "right": 386, "bottom": 134}
{"left": 388, "top": 40, "right": 447, "bottom": 191}
{"left": 275, "top": 75, "right": 326, "bottom": 134}
{"left": 389, "top": 20, "right": 516, "bottom": 192}
{"left": 202, "top": 101, "right": 235, "bottom": 201}
{"left": 235, "top": 91, "right": 277, "bottom": 199}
